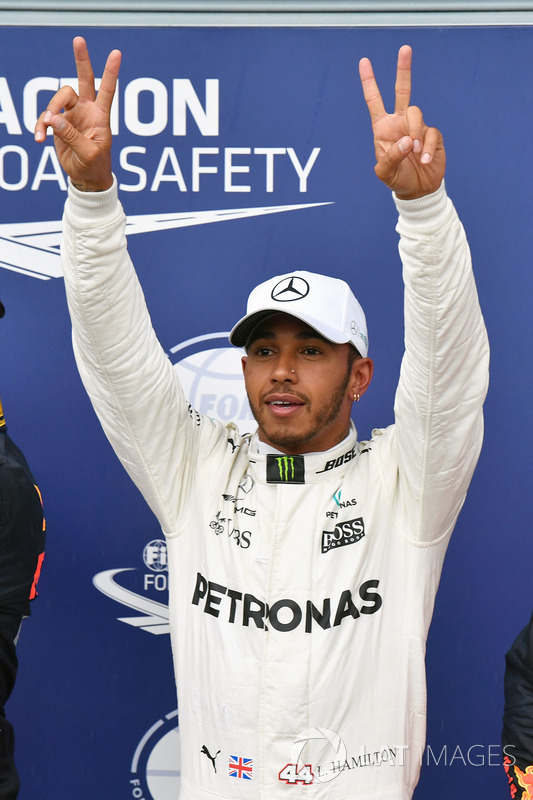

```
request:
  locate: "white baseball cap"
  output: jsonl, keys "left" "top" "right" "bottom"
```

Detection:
{"left": 229, "top": 270, "right": 368, "bottom": 357}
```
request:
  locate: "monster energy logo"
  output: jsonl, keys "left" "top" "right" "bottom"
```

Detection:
{"left": 266, "top": 454, "right": 305, "bottom": 484}
{"left": 277, "top": 456, "right": 295, "bottom": 481}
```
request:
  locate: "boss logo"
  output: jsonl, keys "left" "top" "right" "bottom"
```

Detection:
{"left": 321, "top": 518, "right": 365, "bottom": 554}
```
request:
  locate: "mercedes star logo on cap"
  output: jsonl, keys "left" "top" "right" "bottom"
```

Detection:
{"left": 271, "top": 276, "right": 310, "bottom": 302}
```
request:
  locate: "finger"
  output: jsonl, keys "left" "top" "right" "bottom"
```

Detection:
{"left": 95, "top": 48, "right": 122, "bottom": 114}
{"left": 394, "top": 44, "right": 412, "bottom": 114}
{"left": 419, "top": 126, "right": 442, "bottom": 165}
{"left": 359, "top": 56, "right": 386, "bottom": 124}
{"left": 34, "top": 86, "right": 79, "bottom": 142}
{"left": 73, "top": 36, "right": 96, "bottom": 103}
{"left": 375, "top": 136, "right": 413, "bottom": 184}
{"left": 406, "top": 105, "right": 424, "bottom": 154}
{"left": 45, "top": 111, "right": 93, "bottom": 160}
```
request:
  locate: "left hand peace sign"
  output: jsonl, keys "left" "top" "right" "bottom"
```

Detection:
{"left": 359, "top": 45, "right": 446, "bottom": 199}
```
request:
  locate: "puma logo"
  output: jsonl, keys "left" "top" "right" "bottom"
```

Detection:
{"left": 201, "top": 744, "right": 220, "bottom": 773}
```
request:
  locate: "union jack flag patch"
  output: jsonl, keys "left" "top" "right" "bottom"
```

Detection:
{"left": 228, "top": 755, "right": 253, "bottom": 780}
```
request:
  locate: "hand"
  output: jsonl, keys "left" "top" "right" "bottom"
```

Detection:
{"left": 359, "top": 45, "right": 445, "bottom": 200}
{"left": 34, "top": 37, "right": 121, "bottom": 192}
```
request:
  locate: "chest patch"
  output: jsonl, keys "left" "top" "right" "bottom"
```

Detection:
{"left": 321, "top": 517, "right": 365, "bottom": 554}
{"left": 266, "top": 454, "right": 305, "bottom": 484}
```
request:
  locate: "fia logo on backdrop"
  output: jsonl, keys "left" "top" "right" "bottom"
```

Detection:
{"left": 130, "top": 710, "right": 180, "bottom": 800}
{"left": 170, "top": 332, "right": 253, "bottom": 433}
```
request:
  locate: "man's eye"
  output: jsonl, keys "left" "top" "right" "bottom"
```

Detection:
{"left": 303, "top": 347, "right": 321, "bottom": 355}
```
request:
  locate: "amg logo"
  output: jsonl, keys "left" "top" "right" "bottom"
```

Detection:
{"left": 322, "top": 517, "right": 365, "bottom": 554}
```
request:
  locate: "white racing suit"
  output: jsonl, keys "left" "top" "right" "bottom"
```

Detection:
{"left": 61, "top": 179, "right": 489, "bottom": 800}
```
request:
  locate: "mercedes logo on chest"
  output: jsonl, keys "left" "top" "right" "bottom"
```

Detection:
{"left": 271, "top": 276, "right": 310, "bottom": 302}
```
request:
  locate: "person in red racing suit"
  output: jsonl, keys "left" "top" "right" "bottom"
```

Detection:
{"left": 0, "top": 300, "right": 46, "bottom": 799}
{"left": 503, "top": 613, "right": 533, "bottom": 799}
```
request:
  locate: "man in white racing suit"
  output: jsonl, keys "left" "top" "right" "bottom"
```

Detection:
{"left": 35, "top": 39, "right": 489, "bottom": 799}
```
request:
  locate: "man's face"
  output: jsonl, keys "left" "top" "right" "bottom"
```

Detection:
{"left": 241, "top": 313, "right": 369, "bottom": 455}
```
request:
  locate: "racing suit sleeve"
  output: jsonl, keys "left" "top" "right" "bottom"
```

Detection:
{"left": 378, "top": 181, "right": 489, "bottom": 544}
{"left": 60, "top": 177, "right": 230, "bottom": 537}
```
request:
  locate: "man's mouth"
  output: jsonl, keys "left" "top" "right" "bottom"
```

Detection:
{"left": 265, "top": 395, "right": 305, "bottom": 416}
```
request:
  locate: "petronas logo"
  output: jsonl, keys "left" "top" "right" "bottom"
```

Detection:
{"left": 266, "top": 454, "right": 305, "bottom": 484}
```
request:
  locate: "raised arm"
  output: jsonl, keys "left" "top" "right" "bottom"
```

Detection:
{"left": 359, "top": 46, "right": 489, "bottom": 544}
{"left": 34, "top": 36, "right": 120, "bottom": 191}
{"left": 34, "top": 39, "right": 229, "bottom": 536}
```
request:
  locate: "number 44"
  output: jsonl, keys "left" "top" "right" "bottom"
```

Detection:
{"left": 279, "top": 763, "right": 314, "bottom": 785}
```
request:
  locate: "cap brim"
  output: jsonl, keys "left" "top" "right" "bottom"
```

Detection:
{"left": 230, "top": 310, "right": 280, "bottom": 347}
{"left": 229, "top": 308, "right": 350, "bottom": 349}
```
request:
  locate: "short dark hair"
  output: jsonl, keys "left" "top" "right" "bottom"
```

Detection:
{"left": 348, "top": 343, "right": 362, "bottom": 366}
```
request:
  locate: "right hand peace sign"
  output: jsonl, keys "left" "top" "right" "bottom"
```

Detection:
{"left": 34, "top": 37, "right": 121, "bottom": 192}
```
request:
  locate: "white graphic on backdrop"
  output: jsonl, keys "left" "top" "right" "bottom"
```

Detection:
{"left": 171, "top": 333, "right": 253, "bottom": 435}
{"left": 92, "top": 568, "right": 170, "bottom": 635}
{"left": 130, "top": 710, "right": 180, "bottom": 800}
{"left": 0, "top": 200, "right": 331, "bottom": 279}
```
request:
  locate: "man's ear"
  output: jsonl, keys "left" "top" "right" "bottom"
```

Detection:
{"left": 241, "top": 355, "right": 247, "bottom": 376}
{"left": 351, "top": 357, "right": 374, "bottom": 399}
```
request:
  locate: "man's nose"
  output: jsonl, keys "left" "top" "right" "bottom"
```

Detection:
{"left": 271, "top": 356, "right": 297, "bottom": 382}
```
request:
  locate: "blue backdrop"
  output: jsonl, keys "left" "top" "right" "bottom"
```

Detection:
{"left": 0, "top": 23, "right": 530, "bottom": 800}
